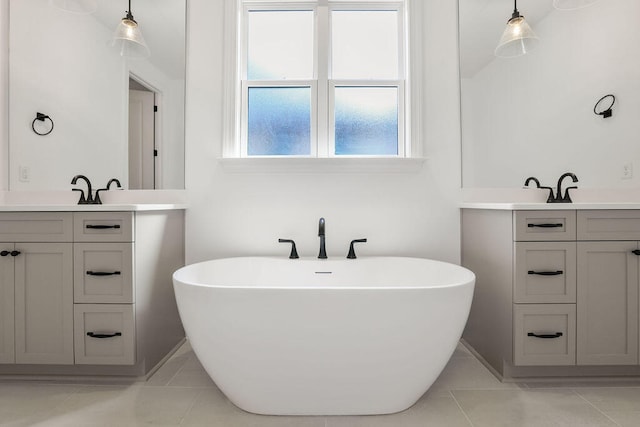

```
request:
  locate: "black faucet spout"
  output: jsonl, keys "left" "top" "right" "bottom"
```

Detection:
{"left": 318, "top": 217, "right": 327, "bottom": 259}
{"left": 555, "top": 172, "right": 579, "bottom": 203}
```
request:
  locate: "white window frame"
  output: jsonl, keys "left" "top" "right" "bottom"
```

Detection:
{"left": 222, "top": 0, "right": 422, "bottom": 160}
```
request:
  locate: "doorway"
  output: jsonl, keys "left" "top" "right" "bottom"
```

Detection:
{"left": 128, "top": 77, "right": 157, "bottom": 189}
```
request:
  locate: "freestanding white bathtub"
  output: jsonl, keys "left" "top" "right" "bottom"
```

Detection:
{"left": 172, "top": 256, "right": 475, "bottom": 416}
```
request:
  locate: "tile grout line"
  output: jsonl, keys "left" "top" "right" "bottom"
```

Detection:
{"left": 178, "top": 387, "right": 206, "bottom": 426}
{"left": 448, "top": 389, "right": 476, "bottom": 427}
{"left": 163, "top": 354, "right": 193, "bottom": 387}
{"left": 571, "top": 389, "right": 623, "bottom": 427}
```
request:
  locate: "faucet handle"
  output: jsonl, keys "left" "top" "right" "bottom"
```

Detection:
{"left": 278, "top": 239, "right": 299, "bottom": 259}
{"left": 563, "top": 186, "right": 578, "bottom": 203}
{"left": 347, "top": 239, "right": 367, "bottom": 259}
{"left": 72, "top": 188, "right": 87, "bottom": 205}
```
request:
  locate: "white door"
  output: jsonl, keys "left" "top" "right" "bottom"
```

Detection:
{"left": 129, "top": 89, "right": 156, "bottom": 189}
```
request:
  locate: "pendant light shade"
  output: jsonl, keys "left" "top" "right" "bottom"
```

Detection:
{"left": 49, "top": 0, "right": 97, "bottom": 15}
{"left": 553, "top": 0, "right": 600, "bottom": 10}
{"left": 495, "top": 0, "right": 539, "bottom": 58}
{"left": 111, "top": 0, "right": 150, "bottom": 58}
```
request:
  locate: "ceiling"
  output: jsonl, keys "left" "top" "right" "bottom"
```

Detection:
{"left": 459, "top": 0, "right": 553, "bottom": 78}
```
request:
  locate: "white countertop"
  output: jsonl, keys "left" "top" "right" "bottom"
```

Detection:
{"left": 460, "top": 202, "right": 640, "bottom": 210}
{"left": 0, "top": 203, "right": 187, "bottom": 212}
{"left": 461, "top": 188, "right": 640, "bottom": 210}
{"left": 0, "top": 190, "right": 188, "bottom": 211}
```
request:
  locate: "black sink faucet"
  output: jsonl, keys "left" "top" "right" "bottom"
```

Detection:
{"left": 318, "top": 217, "right": 327, "bottom": 259}
{"left": 95, "top": 178, "right": 123, "bottom": 204}
{"left": 552, "top": 172, "right": 579, "bottom": 203}
{"left": 71, "top": 175, "right": 97, "bottom": 205}
{"left": 524, "top": 176, "right": 554, "bottom": 203}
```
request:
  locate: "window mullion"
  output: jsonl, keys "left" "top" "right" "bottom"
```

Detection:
{"left": 316, "top": 2, "right": 329, "bottom": 157}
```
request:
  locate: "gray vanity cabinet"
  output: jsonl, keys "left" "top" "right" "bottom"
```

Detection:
{"left": 575, "top": 211, "right": 640, "bottom": 366}
{"left": 0, "top": 209, "right": 185, "bottom": 378}
{"left": 0, "top": 213, "right": 74, "bottom": 365}
{"left": 462, "top": 208, "right": 640, "bottom": 379}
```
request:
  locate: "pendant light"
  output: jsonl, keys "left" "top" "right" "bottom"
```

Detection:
{"left": 49, "top": 0, "right": 97, "bottom": 15}
{"left": 495, "top": 0, "right": 539, "bottom": 58}
{"left": 553, "top": 0, "right": 600, "bottom": 10}
{"left": 111, "top": 0, "right": 150, "bottom": 58}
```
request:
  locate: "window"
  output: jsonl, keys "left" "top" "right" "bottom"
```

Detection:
{"left": 238, "top": 1, "right": 407, "bottom": 158}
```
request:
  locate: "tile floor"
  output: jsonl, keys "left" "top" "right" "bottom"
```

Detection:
{"left": 2, "top": 341, "right": 640, "bottom": 426}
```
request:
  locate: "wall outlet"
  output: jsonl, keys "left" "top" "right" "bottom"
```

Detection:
{"left": 18, "top": 166, "right": 30, "bottom": 182}
{"left": 623, "top": 162, "right": 634, "bottom": 180}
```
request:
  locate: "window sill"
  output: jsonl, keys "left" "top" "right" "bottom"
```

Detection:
{"left": 217, "top": 157, "right": 427, "bottom": 173}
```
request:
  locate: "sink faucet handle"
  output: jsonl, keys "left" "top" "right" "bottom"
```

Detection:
{"left": 563, "top": 186, "right": 578, "bottom": 203}
{"left": 278, "top": 239, "right": 299, "bottom": 259}
{"left": 72, "top": 188, "right": 86, "bottom": 204}
{"left": 524, "top": 177, "right": 541, "bottom": 188}
{"left": 347, "top": 238, "right": 367, "bottom": 259}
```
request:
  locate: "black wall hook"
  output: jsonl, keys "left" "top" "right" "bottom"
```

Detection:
{"left": 594, "top": 94, "right": 615, "bottom": 118}
{"left": 31, "top": 112, "right": 54, "bottom": 135}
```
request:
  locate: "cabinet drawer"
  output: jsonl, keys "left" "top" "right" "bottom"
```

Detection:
{"left": 0, "top": 212, "right": 72, "bottom": 242}
{"left": 514, "top": 304, "right": 576, "bottom": 366}
{"left": 577, "top": 210, "right": 640, "bottom": 240}
{"left": 513, "top": 211, "right": 576, "bottom": 241}
{"left": 73, "top": 212, "right": 133, "bottom": 242}
{"left": 514, "top": 242, "right": 576, "bottom": 303}
{"left": 74, "top": 243, "right": 134, "bottom": 303}
{"left": 74, "top": 304, "right": 135, "bottom": 365}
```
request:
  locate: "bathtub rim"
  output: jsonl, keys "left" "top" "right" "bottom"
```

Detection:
{"left": 173, "top": 255, "right": 476, "bottom": 291}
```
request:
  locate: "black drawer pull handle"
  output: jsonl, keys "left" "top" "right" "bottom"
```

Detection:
{"left": 1, "top": 251, "right": 22, "bottom": 257}
{"left": 0, "top": 251, "right": 9, "bottom": 257}
{"left": 632, "top": 250, "right": 640, "bottom": 256}
{"left": 86, "top": 224, "right": 121, "bottom": 229}
{"left": 528, "top": 223, "right": 563, "bottom": 228}
{"left": 87, "top": 332, "right": 122, "bottom": 339}
{"left": 86, "top": 271, "right": 121, "bottom": 276}
{"left": 528, "top": 270, "right": 563, "bottom": 276}
{"left": 527, "top": 332, "right": 563, "bottom": 339}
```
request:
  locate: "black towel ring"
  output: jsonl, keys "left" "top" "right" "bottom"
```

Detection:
{"left": 31, "top": 112, "right": 54, "bottom": 136}
{"left": 593, "top": 94, "right": 615, "bottom": 118}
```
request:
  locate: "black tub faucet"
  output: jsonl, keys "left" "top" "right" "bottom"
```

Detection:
{"left": 278, "top": 239, "right": 299, "bottom": 259}
{"left": 347, "top": 239, "right": 367, "bottom": 259}
{"left": 71, "top": 175, "right": 97, "bottom": 205}
{"left": 318, "top": 217, "right": 327, "bottom": 259}
{"left": 550, "top": 172, "right": 579, "bottom": 203}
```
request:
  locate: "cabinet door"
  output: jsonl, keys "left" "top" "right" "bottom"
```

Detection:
{"left": 0, "top": 244, "right": 15, "bottom": 363}
{"left": 14, "top": 243, "right": 73, "bottom": 365}
{"left": 577, "top": 242, "right": 639, "bottom": 365}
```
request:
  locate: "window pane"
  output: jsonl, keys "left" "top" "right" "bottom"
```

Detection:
{"left": 331, "top": 10, "right": 399, "bottom": 80}
{"left": 248, "top": 87, "right": 311, "bottom": 156}
{"left": 334, "top": 87, "right": 398, "bottom": 156}
{"left": 248, "top": 11, "right": 314, "bottom": 80}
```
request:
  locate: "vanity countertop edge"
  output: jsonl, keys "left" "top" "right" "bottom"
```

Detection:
{"left": 460, "top": 202, "right": 640, "bottom": 210}
{"left": 0, "top": 203, "right": 188, "bottom": 212}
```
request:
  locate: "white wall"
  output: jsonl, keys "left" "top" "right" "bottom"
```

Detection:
{"left": 9, "top": 0, "right": 128, "bottom": 190}
{"left": 462, "top": 0, "right": 640, "bottom": 189}
{"left": 184, "top": 0, "right": 463, "bottom": 264}
{"left": 7, "top": 0, "right": 184, "bottom": 191}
